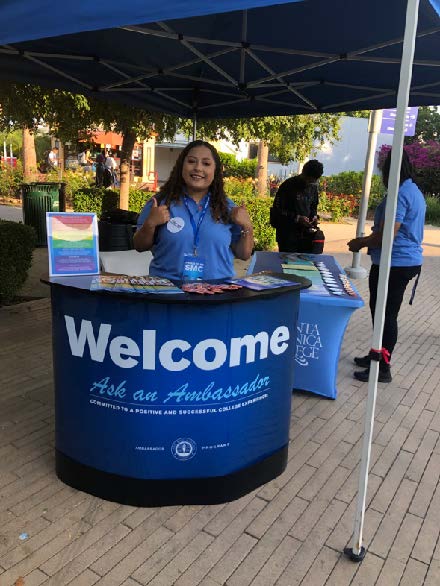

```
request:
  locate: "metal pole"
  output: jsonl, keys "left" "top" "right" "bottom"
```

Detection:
{"left": 345, "top": 109, "right": 383, "bottom": 279}
{"left": 345, "top": 0, "right": 420, "bottom": 562}
{"left": 9, "top": 143, "right": 13, "bottom": 166}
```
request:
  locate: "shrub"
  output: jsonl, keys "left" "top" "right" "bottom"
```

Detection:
{"left": 229, "top": 194, "right": 276, "bottom": 251}
{"left": 128, "top": 189, "right": 154, "bottom": 213}
{"left": 0, "top": 161, "right": 24, "bottom": 199}
{"left": 425, "top": 196, "right": 440, "bottom": 226}
{"left": 318, "top": 192, "right": 359, "bottom": 222}
{"left": 0, "top": 220, "right": 36, "bottom": 302}
{"left": 72, "top": 187, "right": 154, "bottom": 217}
{"left": 62, "top": 170, "right": 93, "bottom": 202}
{"left": 219, "top": 152, "right": 257, "bottom": 179}
{"left": 322, "top": 171, "right": 385, "bottom": 211}
{"left": 224, "top": 177, "right": 258, "bottom": 199}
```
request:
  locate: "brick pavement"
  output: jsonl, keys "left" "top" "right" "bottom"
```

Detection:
{"left": 1, "top": 246, "right": 440, "bottom": 585}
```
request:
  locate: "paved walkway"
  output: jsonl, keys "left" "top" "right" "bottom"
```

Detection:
{"left": 1, "top": 224, "right": 440, "bottom": 585}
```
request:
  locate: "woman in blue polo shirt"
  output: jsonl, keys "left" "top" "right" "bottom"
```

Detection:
{"left": 348, "top": 150, "right": 426, "bottom": 383}
{"left": 134, "top": 140, "right": 254, "bottom": 281}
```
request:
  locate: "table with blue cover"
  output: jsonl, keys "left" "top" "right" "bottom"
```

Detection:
{"left": 42, "top": 272, "right": 309, "bottom": 506}
{"left": 248, "top": 252, "right": 364, "bottom": 399}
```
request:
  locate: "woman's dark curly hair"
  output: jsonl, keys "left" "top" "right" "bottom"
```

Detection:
{"left": 156, "top": 140, "right": 230, "bottom": 223}
{"left": 382, "top": 149, "right": 416, "bottom": 188}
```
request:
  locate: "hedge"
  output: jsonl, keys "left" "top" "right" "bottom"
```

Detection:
{"left": 72, "top": 188, "right": 154, "bottom": 217}
{"left": 0, "top": 220, "right": 36, "bottom": 301}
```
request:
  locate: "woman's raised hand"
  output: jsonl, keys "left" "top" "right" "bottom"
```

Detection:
{"left": 231, "top": 202, "right": 252, "bottom": 230}
{"left": 145, "top": 197, "right": 170, "bottom": 228}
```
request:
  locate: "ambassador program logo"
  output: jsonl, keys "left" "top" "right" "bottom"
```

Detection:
{"left": 171, "top": 438, "right": 197, "bottom": 461}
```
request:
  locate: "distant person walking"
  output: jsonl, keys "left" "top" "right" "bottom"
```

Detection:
{"left": 95, "top": 153, "right": 108, "bottom": 187}
{"left": 47, "top": 147, "right": 59, "bottom": 171}
{"left": 78, "top": 148, "right": 92, "bottom": 169}
{"left": 105, "top": 151, "right": 118, "bottom": 186}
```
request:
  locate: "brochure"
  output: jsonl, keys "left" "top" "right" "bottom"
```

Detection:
{"left": 129, "top": 276, "right": 184, "bottom": 294}
{"left": 90, "top": 275, "right": 184, "bottom": 294}
{"left": 46, "top": 212, "right": 99, "bottom": 277}
{"left": 228, "top": 273, "right": 298, "bottom": 291}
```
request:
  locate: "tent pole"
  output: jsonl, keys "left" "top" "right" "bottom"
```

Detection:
{"left": 345, "top": 0, "right": 420, "bottom": 562}
{"left": 345, "top": 109, "right": 383, "bottom": 280}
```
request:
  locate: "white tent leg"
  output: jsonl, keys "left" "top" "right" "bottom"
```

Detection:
{"left": 346, "top": 109, "right": 383, "bottom": 280}
{"left": 345, "top": 0, "right": 420, "bottom": 562}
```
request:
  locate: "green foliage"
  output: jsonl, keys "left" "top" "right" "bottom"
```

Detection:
{"left": 405, "top": 106, "right": 440, "bottom": 144}
{"left": 0, "top": 129, "right": 22, "bottom": 158}
{"left": 72, "top": 187, "right": 154, "bottom": 216}
{"left": 128, "top": 189, "right": 154, "bottom": 213}
{"left": 224, "top": 177, "right": 257, "bottom": 199}
{"left": 318, "top": 192, "right": 358, "bottom": 222}
{"left": 228, "top": 194, "right": 276, "bottom": 251}
{"left": 0, "top": 161, "right": 24, "bottom": 199}
{"left": 73, "top": 187, "right": 117, "bottom": 215}
{"left": 185, "top": 114, "right": 340, "bottom": 165}
{"left": 425, "top": 196, "right": 440, "bottom": 226}
{"left": 0, "top": 220, "right": 36, "bottom": 302}
{"left": 323, "top": 171, "right": 385, "bottom": 211}
{"left": 418, "top": 167, "right": 440, "bottom": 196}
{"left": 61, "top": 170, "right": 93, "bottom": 200}
{"left": 0, "top": 83, "right": 178, "bottom": 146}
{"left": 344, "top": 110, "right": 371, "bottom": 119}
{"left": 34, "top": 135, "right": 51, "bottom": 165}
{"left": 219, "top": 152, "right": 257, "bottom": 179}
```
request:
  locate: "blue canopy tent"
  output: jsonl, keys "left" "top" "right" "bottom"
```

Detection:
{"left": 0, "top": 0, "right": 438, "bottom": 117}
{"left": 1, "top": 0, "right": 439, "bottom": 563}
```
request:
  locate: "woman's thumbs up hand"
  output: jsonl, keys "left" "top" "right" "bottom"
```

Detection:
{"left": 231, "top": 201, "right": 252, "bottom": 231}
{"left": 145, "top": 197, "right": 170, "bottom": 228}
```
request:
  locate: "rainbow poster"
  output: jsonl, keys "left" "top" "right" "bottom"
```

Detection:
{"left": 46, "top": 212, "right": 99, "bottom": 276}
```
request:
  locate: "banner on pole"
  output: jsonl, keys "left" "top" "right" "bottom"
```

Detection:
{"left": 380, "top": 107, "right": 419, "bottom": 136}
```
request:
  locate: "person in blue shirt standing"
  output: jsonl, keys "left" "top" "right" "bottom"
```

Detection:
{"left": 347, "top": 150, "right": 426, "bottom": 383}
{"left": 134, "top": 140, "right": 254, "bottom": 281}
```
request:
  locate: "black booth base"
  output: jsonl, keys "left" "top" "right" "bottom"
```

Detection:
{"left": 56, "top": 446, "right": 288, "bottom": 507}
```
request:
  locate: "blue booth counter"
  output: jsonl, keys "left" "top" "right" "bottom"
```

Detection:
{"left": 43, "top": 273, "right": 310, "bottom": 506}
{"left": 248, "top": 252, "right": 364, "bottom": 399}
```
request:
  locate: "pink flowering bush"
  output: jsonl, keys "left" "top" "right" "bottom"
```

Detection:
{"left": 378, "top": 142, "right": 440, "bottom": 195}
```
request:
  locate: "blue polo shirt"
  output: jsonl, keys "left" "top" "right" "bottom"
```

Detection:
{"left": 136, "top": 195, "right": 242, "bottom": 280}
{"left": 369, "top": 179, "right": 426, "bottom": 267}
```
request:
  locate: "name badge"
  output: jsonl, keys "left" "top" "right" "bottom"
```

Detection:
{"left": 167, "top": 217, "right": 185, "bottom": 233}
{"left": 182, "top": 254, "right": 206, "bottom": 281}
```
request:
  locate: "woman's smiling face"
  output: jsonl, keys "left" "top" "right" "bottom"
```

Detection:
{"left": 182, "top": 145, "right": 216, "bottom": 196}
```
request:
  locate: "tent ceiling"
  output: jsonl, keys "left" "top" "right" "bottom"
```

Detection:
{"left": 0, "top": 0, "right": 439, "bottom": 118}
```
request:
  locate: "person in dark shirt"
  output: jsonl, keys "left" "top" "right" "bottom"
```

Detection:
{"left": 272, "top": 160, "right": 324, "bottom": 252}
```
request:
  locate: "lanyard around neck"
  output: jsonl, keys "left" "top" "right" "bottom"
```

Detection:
{"left": 183, "top": 194, "right": 211, "bottom": 255}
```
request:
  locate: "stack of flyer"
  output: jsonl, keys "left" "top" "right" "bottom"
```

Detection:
{"left": 227, "top": 273, "right": 297, "bottom": 291}
{"left": 90, "top": 275, "right": 184, "bottom": 294}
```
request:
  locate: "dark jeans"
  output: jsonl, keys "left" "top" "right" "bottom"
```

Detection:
{"left": 369, "top": 264, "right": 421, "bottom": 359}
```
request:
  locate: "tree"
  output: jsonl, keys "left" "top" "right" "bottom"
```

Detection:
{"left": 186, "top": 114, "right": 340, "bottom": 195}
{"left": 405, "top": 106, "right": 440, "bottom": 144}
{"left": 80, "top": 100, "right": 178, "bottom": 208}
{"left": 0, "top": 83, "right": 178, "bottom": 206}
